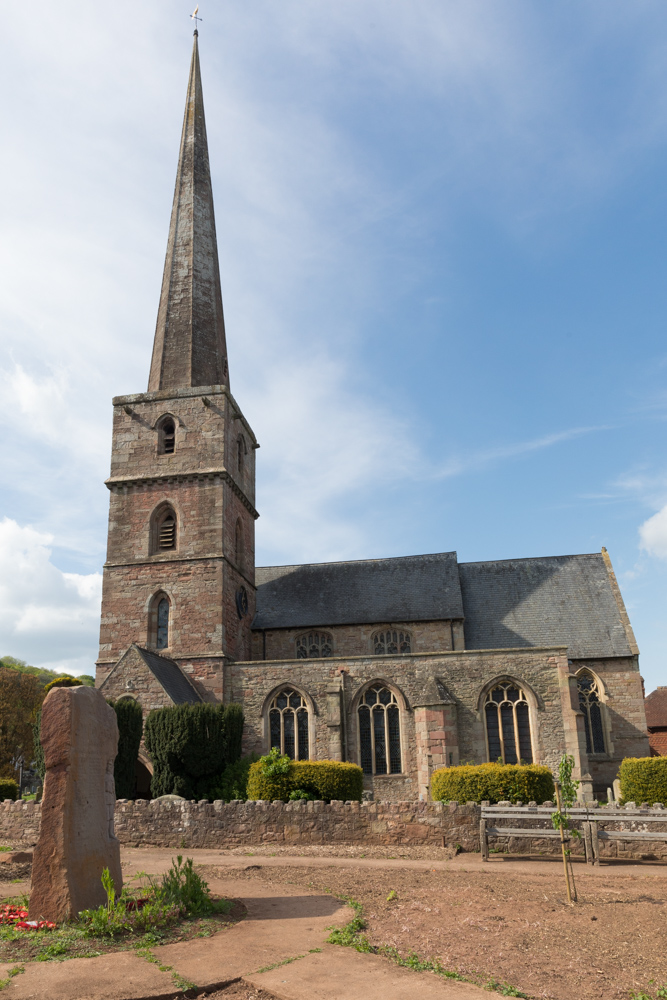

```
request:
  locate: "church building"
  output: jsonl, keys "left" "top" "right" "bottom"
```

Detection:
{"left": 96, "top": 33, "right": 650, "bottom": 800}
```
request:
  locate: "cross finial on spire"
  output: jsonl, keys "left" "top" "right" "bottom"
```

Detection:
{"left": 191, "top": 5, "right": 202, "bottom": 33}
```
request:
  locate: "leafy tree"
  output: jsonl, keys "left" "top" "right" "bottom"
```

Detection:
{"left": 0, "top": 668, "right": 44, "bottom": 780}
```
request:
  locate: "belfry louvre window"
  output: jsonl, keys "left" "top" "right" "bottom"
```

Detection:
{"left": 295, "top": 631, "right": 333, "bottom": 659}
{"left": 269, "top": 689, "right": 309, "bottom": 760}
{"left": 358, "top": 685, "right": 402, "bottom": 775}
{"left": 158, "top": 417, "right": 176, "bottom": 455}
{"left": 158, "top": 514, "right": 176, "bottom": 550}
{"left": 373, "top": 629, "right": 411, "bottom": 655}
{"left": 578, "top": 671, "right": 606, "bottom": 754}
{"left": 484, "top": 682, "right": 533, "bottom": 764}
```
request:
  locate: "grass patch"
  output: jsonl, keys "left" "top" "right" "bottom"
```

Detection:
{"left": 0, "top": 966, "right": 24, "bottom": 991}
{"left": 327, "top": 895, "right": 530, "bottom": 998}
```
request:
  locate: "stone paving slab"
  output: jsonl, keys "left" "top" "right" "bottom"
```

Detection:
{"left": 247, "top": 945, "right": 490, "bottom": 1000}
{"left": 0, "top": 952, "right": 174, "bottom": 1000}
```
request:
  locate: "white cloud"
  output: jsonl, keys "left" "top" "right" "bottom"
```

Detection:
{"left": 640, "top": 505, "right": 667, "bottom": 559}
{"left": 0, "top": 518, "right": 102, "bottom": 674}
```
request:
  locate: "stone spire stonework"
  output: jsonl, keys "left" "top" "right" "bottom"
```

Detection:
{"left": 148, "top": 31, "right": 229, "bottom": 392}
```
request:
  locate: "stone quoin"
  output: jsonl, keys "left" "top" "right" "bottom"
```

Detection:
{"left": 96, "top": 31, "right": 650, "bottom": 800}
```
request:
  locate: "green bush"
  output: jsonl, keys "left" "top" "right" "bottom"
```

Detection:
{"left": 619, "top": 757, "right": 667, "bottom": 806}
{"left": 109, "top": 698, "right": 144, "bottom": 799}
{"left": 203, "top": 753, "right": 259, "bottom": 802}
{"left": 144, "top": 702, "right": 244, "bottom": 800}
{"left": 0, "top": 778, "right": 18, "bottom": 801}
{"left": 247, "top": 752, "right": 363, "bottom": 802}
{"left": 431, "top": 763, "right": 554, "bottom": 805}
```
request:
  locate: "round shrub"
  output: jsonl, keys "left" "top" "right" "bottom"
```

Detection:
{"left": 431, "top": 762, "right": 554, "bottom": 805}
{"left": 0, "top": 778, "right": 18, "bottom": 801}
{"left": 247, "top": 754, "right": 363, "bottom": 802}
{"left": 619, "top": 757, "right": 667, "bottom": 806}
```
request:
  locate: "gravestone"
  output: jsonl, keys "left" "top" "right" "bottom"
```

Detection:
{"left": 29, "top": 685, "right": 122, "bottom": 922}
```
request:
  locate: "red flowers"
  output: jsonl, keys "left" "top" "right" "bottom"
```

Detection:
{"left": 125, "top": 898, "right": 149, "bottom": 911}
{"left": 0, "top": 905, "right": 55, "bottom": 930}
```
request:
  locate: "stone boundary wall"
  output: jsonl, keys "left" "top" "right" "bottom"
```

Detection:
{"left": 2, "top": 798, "right": 666, "bottom": 860}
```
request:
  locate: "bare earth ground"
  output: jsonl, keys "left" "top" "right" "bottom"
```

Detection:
{"left": 198, "top": 858, "right": 667, "bottom": 1000}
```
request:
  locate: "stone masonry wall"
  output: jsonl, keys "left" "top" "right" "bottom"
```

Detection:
{"left": 4, "top": 798, "right": 667, "bottom": 861}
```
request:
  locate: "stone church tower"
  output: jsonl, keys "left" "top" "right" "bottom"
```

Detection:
{"left": 96, "top": 32, "right": 258, "bottom": 701}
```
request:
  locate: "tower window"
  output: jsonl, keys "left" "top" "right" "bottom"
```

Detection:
{"left": 156, "top": 598, "right": 170, "bottom": 649}
{"left": 237, "top": 435, "right": 246, "bottom": 475}
{"left": 269, "top": 688, "right": 310, "bottom": 760}
{"left": 358, "top": 684, "right": 402, "bottom": 775}
{"left": 295, "top": 631, "right": 333, "bottom": 658}
{"left": 150, "top": 504, "right": 177, "bottom": 555}
{"left": 484, "top": 681, "right": 533, "bottom": 764}
{"left": 373, "top": 629, "right": 411, "bottom": 655}
{"left": 577, "top": 671, "right": 606, "bottom": 754}
{"left": 158, "top": 416, "right": 176, "bottom": 455}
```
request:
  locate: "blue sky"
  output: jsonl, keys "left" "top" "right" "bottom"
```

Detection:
{"left": 0, "top": 1, "right": 666, "bottom": 690}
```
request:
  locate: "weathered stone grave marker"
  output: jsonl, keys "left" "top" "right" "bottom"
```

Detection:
{"left": 29, "top": 685, "right": 122, "bottom": 921}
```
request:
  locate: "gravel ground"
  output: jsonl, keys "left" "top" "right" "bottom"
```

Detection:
{"left": 199, "top": 860, "right": 667, "bottom": 1000}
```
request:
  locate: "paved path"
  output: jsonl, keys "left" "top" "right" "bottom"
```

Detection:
{"left": 0, "top": 852, "right": 495, "bottom": 1000}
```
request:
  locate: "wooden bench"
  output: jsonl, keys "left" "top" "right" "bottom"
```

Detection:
{"left": 480, "top": 802, "right": 667, "bottom": 865}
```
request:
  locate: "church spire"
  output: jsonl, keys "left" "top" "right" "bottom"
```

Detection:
{"left": 148, "top": 31, "right": 229, "bottom": 392}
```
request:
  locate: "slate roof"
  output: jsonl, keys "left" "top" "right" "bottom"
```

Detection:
{"left": 135, "top": 646, "right": 202, "bottom": 704}
{"left": 458, "top": 553, "right": 633, "bottom": 659}
{"left": 253, "top": 552, "right": 463, "bottom": 629}
{"left": 645, "top": 687, "right": 667, "bottom": 729}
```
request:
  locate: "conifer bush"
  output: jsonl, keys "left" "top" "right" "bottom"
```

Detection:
{"left": 431, "top": 762, "right": 554, "bottom": 805}
{"left": 619, "top": 757, "right": 667, "bottom": 806}
{"left": 144, "top": 703, "right": 244, "bottom": 800}
{"left": 108, "top": 698, "right": 144, "bottom": 799}
{"left": 247, "top": 751, "right": 363, "bottom": 802}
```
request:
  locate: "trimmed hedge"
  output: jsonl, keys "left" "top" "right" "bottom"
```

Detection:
{"left": 144, "top": 702, "right": 244, "bottom": 800}
{"left": 619, "top": 757, "right": 667, "bottom": 806}
{"left": 247, "top": 757, "right": 363, "bottom": 802}
{"left": 0, "top": 778, "right": 18, "bottom": 801}
{"left": 109, "top": 698, "right": 144, "bottom": 799}
{"left": 431, "top": 763, "right": 555, "bottom": 805}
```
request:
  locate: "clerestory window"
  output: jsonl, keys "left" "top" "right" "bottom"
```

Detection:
{"left": 358, "top": 684, "right": 402, "bottom": 775}
{"left": 577, "top": 671, "right": 606, "bottom": 754}
{"left": 373, "top": 629, "right": 411, "bottom": 655}
{"left": 295, "top": 631, "right": 333, "bottom": 659}
{"left": 484, "top": 681, "right": 533, "bottom": 764}
{"left": 269, "top": 688, "right": 309, "bottom": 760}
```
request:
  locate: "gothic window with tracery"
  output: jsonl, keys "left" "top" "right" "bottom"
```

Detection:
{"left": 577, "top": 671, "right": 606, "bottom": 754}
{"left": 373, "top": 629, "right": 411, "bottom": 655}
{"left": 295, "top": 631, "right": 333, "bottom": 659}
{"left": 269, "top": 689, "right": 309, "bottom": 760}
{"left": 358, "top": 684, "right": 402, "bottom": 775}
{"left": 484, "top": 681, "right": 533, "bottom": 764}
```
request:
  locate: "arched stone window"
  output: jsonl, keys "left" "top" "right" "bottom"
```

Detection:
{"left": 295, "top": 631, "right": 333, "bottom": 658}
{"left": 358, "top": 684, "right": 402, "bottom": 775}
{"left": 373, "top": 629, "right": 411, "bottom": 655}
{"left": 577, "top": 671, "right": 606, "bottom": 754}
{"left": 150, "top": 504, "right": 177, "bottom": 554}
{"left": 484, "top": 681, "right": 533, "bottom": 764}
{"left": 269, "top": 688, "right": 309, "bottom": 760}
{"left": 157, "top": 415, "right": 176, "bottom": 455}
{"left": 148, "top": 592, "right": 171, "bottom": 650}
{"left": 235, "top": 518, "right": 244, "bottom": 572}
{"left": 237, "top": 435, "right": 246, "bottom": 476}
